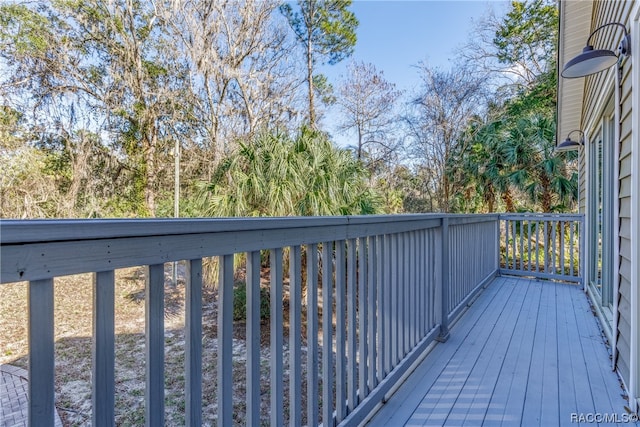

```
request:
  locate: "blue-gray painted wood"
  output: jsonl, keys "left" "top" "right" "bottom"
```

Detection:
{"left": 217, "top": 255, "right": 234, "bottom": 427}
{"left": 337, "top": 327, "right": 441, "bottom": 427}
{"left": 438, "top": 218, "right": 450, "bottom": 342}
{"left": 367, "top": 236, "right": 377, "bottom": 391}
{"left": 321, "top": 242, "right": 334, "bottom": 426}
{"left": 368, "top": 279, "right": 505, "bottom": 427}
{"left": 368, "top": 278, "right": 633, "bottom": 427}
{"left": 375, "top": 235, "right": 384, "bottom": 384}
{"left": 358, "top": 237, "right": 368, "bottom": 401}
{"left": 390, "top": 234, "right": 399, "bottom": 366}
{"left": 382, "top": 234, "right": 392, "bottom": 376}
{"left": 402, "top": 233, "right": 410, "bottom": 356}
{"left": 28, "top": 279, "right": 55, "bottom": 427}
{"left": 93, "top": 271, "right": 115, "bottom": 427}
{"left": 334, "top": 241, "right": 347, "bottom": 423}
{"left": 527, "top": 220, "right": 532, "bottom": 271}
{"left": 524, "top": 278, "right": 559, "bottom": 426}
{"left": 534, "top": 219, "right": 540, "bottom": 271}
{"left": 346, "top": 239, "right": 357, "bottom": 412}
{"left": 307, "top": 244, "right": 319, "bottom": 426}
{"left": 246, "top": 251, "right": 261, "bottom": 427}
{"left": 270, "top": 248, "right": 284, "bottom": 427}
{"left": 288, "top": 246, "right": 302, "bottom": 427}
{"left": 2, "top": 218, "right": 447, "bottom": 284}
{"left": 185, "top": 259, "right": 202, "bottom": 427}
{"left": 145, "top": 264, "right": 164, "bottom": 427}
{"left": 3, "top": 214, "right": 597, "bottom": 427}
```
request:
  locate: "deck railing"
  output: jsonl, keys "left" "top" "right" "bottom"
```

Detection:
{"left": 499, "top": 213, "right": 584, "bottom": 284}
{"left": 2, "top": 213, "right": 574, "bottom": 426}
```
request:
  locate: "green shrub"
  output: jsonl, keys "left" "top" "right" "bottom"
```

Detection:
{"left": 232, "top": 283, "right": 270, "bottom": 322}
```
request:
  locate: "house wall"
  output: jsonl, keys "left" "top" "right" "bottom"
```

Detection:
{"left": 579, "top": 0, "right": 635, "bottom": 404}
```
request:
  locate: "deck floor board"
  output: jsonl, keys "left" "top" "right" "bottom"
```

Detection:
{"left": 367, "top": 277, "right": 638, "bottom": 427}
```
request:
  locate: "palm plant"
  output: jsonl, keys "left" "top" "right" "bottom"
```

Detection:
{"left": 200, "top": 127, "right": 381, "bottom": 217}
{"left": 501, "top": 114, "right": 576, "bottom": 212}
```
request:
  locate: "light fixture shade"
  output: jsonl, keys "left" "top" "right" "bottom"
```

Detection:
{"left": 555, "top": 138, "right": 582, "bottom": 152}
{"left": 561, "top": 45, "right": 619, "bottom": 78}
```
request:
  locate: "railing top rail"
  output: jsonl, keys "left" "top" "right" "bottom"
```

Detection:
{"left": 0, "top": 214, "right": 500, "bottom": 245}
{"left": 499, "top": 213, "right": 584, "bottom": 220}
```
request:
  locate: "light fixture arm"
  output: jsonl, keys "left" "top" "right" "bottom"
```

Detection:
{"left": 566, "top": 129, "right": 585, "bottom": 144}
{"left": 586, "top": 22, "right": 631, "bottom": 57}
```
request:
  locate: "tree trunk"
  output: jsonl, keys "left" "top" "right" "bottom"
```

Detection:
{"left": 307, "top": 35, "right": 316, "bottom": 128}
{"left": 144, "top": 121, "right": 157, "bottom": 217}
{"left": 502, "top": 188, "right": 516, "bottom": 212}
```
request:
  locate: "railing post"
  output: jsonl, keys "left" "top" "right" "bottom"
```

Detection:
{"left": 93, "top": 270, "right": 115, "bottom": 427}
{"left": 28, "top": 279, "right": 55, "bottom": 427}
{"left": 437, "top": 216, "right": 450, "bottom": 343}
{"left": 496, "top": 215, "right": 502, "bottom": 276}
{"left": 145, "top": 264, "right": 165, "bottom": 427}
{"left": 185, "top": 259, "right": 203, "bottom": 427}
{"left": 580, "top": 216, "right": 586, "bottom": 291}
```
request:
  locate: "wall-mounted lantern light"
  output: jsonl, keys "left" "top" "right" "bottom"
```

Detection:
{"left": 556, "top": 130, "right": 585, "bottom": 152}
{"left": 561, "top": 22, "right": 631, "bottom": 78}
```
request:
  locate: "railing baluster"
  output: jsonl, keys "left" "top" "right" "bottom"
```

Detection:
{"left": 271, "top": 248, "right": 284, "bottom": 427}
{"left": 367, "top": 236, "right": 377, "bottom": 390}
{"left": 536, "top": 219, "right": 541, "bottom": 271}
{"left": 246, "top": 251, "right": 261, "bottom": 426}
{"left": 401, "top": 232, "right": 407, "bottom": 355}
{"left": 289, "top": 246, "right": 303, "bottom": 427}
{"left": 307, "top": 244, "right": 319, "bottom": 426}
{"left": 560, "top": 221, "right": 565, "bottom": 275}
{"left": 416, "top": 231, "right": 423, "bottom": 338}
{"left": 504, "top": 219, "right": 509, "bottom": 269}
{"left": 570, "top": 223, "right": 576, "bottom": 277}
{"left": 185, "top": 260, "right": 202, "bottom": 427}
{"left": 527, "top": 220, "right": 532, "bottom": 271}
{"left": 93, "top": 270, "right": 115, "bottom": 427}
{"left": 29, "top": 278, "right": 55, "bottom": 427}
{"left": 544, "top": 221, "right": 549, "bottom": 273}
{"left": 322, "top": 242, "right": 334, "bottom": 426}
{"left": 438, "top": 217, "right": 450, "bottom": 342}
{"left": 409, "top": 231, "right": 417, "bottom": 347}
{"left": 146, "top": 264, "right": 165, "bottom": 427}
{"left": 375, "top": 235, "right": 384, "bottom": 383}
{"left": 551, "top": 221, "right": 557, "bottom": 273}
{"left": 358, "top": 237, "right": 368, "bottom": 400}
{"left": 512, "top": 220, "right": 517, "bottom": 270}
{"left": 335, "top": 241, "right": 347, "bottom": 422}
{"left": 391, "top": 233, "right": 399, "bottom": 365}
{"left": 217, "top": 255, "right": 234, "bottom": 427}
{"left": 346, "top": 239, "right": 357, "bottom": 412}
{"left": 383, "top": 234, "right": 392, "bottom": 375}
{"left": 519, "top": 219, "right": 524, "bottom": 271}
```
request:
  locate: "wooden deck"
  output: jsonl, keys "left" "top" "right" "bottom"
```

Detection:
{"left": 368, "top": 276, "right": 638, "bottom": 427}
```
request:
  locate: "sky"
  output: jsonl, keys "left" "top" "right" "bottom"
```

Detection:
{"left": 322, "top": 0, "right": 508, "bottom": 91}
{"left": 320, "top": 0, "right": 510, "bottom": 144}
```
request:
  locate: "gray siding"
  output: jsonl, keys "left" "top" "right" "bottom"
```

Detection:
{"left": 581, "top": 0, "right": 634, "bottom": 392}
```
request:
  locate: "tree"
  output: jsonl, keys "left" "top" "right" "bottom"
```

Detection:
{"left": 165, "top": 0, "right": 303, "bottom": 165}
{"left": 336, "top": 61, "right": 402, "bottom": 170}
{"left": 0, "top": 0, "right": 189, "bottom": 216}
{"left": 281, "top": 0, "right": 358, "bottom": 128}
{"left": 406, "top": 62, "right": 488, "bottom": 212}
{"left": 462, "top": 0, "right": 558, "bottom": 90}
{"left": 1, "top": 0, "right": 307, "bottom": 218}
{"left": 200, "top": 127, "right": 381, "bottom": 217}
